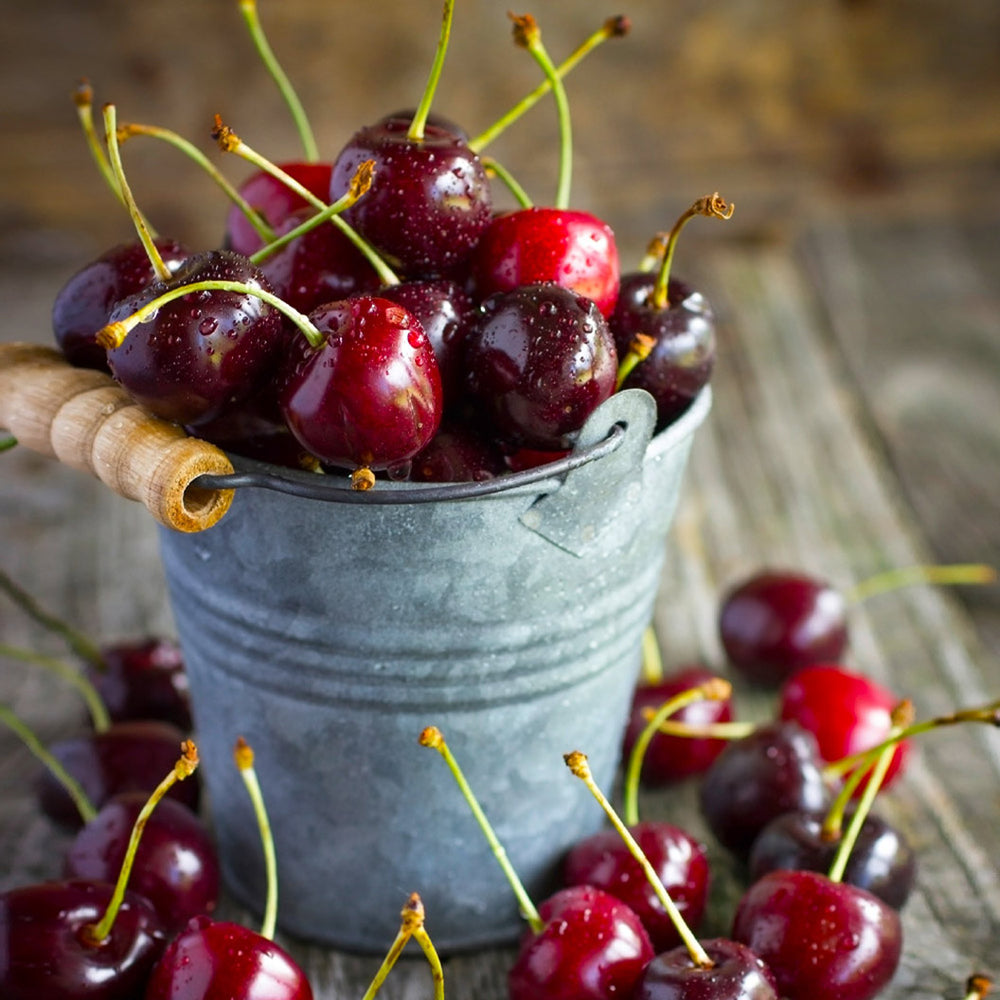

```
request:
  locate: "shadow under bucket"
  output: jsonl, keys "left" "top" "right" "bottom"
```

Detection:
{"left": 158, "top": 386, "right": 711, "bottom": 954}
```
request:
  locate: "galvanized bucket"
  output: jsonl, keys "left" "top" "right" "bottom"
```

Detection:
{"left": 158, "top": 386, "right": 711, "bottom": 953}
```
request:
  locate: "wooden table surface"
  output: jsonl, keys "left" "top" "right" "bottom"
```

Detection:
{"left": 2, "top": 2, "right": 1000, "bottom": 997}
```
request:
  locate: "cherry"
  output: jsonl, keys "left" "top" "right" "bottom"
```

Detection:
{"left": 632, "top": 939, "right": 779, "bottom": 1000}
{"left": 52, "top": 238, "right": 191, "bottom": 372}
{"left": 778, "top": 664, "right": 910, "bottom": 795}
{"left": 731, "top": 869, "right": 902, "bottom": 1000}
{"left": 276, "top": 295, "right": 443, "bottom": 477}
{"left": 406, "top": 420, "right": 507, "bottom": 483}
{"left": 64, "top": 793, "right": 220, "bottom": 933}
{"left": 461, "top": 282, "right": 618, "bottom": 451}
{"left": 747, "top": 808, "right": 917, "bottom": 909}
{"left": 698, "top": 720, "right": 830, "bottom": 860}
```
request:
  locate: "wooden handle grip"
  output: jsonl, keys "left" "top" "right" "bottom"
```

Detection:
{"left": 0, "top": 343, "right": 235, "bottom": 532}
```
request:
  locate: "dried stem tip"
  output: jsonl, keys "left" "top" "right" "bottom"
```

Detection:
{"left": 606, "top": 15, "right": 631, "bottom": 37}
{"left": 401, "top": 892, "right": 426, "bottom": 932}
{"left": 695, "top": 192, "right": 735, "bottom": 221}
{"left": 234, "top": 735, "right": 255, "bottom": 771}
{"left": 73, "top": 79, "right": 94, "bottom": 108}
{"left": 965, "top": 974, "right": 993, "bottom": 1000}
{"left": 563, "top": 750, "right": 591, "bottom": 780}
{"left": 418, "top": 726, "right": 445, "bottom": 749}
{"left": 176, "top": 739, "right": 200, "bottom": 780}
{"left": 212, "top": 114, "right": 241, "bottom": 153}
{"left": 509, "top": 12, "right": 540, "bottom": 48}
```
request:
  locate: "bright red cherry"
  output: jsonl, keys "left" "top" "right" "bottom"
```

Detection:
{"left": 718, "top": 570, "right": 849, "bottom": 686}
{"left": 469, "top": 207, "right": 620, "bottom": 316}
{"left": 778, "top": 664, "right": 911, "bottom": 795}
{"left": 632, "top": 938, "right": 779, "bottom": 1000}
{"left": 731, "top": 869, "right": 903, "bottom": 1000}
{"left": 507, "top": 885, "right": 655, "bottom": 1000}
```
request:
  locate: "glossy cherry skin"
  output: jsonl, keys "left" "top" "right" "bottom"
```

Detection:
{"left": 698, "top": 721, "right": 830, "bottom": 860}
{"left": 406, "top": 420, "right": 507, "bottom": 482}
{"left": 718, "top": 570, "right": 849, "bottom": 686}
{"left": 52, "top": 239, "right": 191, "bottom": 372}
{"left": 0, "top": 879, "right": 167, "bottom": 1000}
{"left": 747, "top": 809, "right": 917, "bottom": 909}
{"left": 65, "top": 793, "right": 220, "bottom": 934}
{"left": 623, "top": 666, "right": 734, "bottom": 785}
{"left": 106, "top": 250, "right": 286, "bottom": 428}
{"left": 462, "top": 282, "right": 618, "bottom": 451}
{"left": 37, "top": 720, "right": 200, "bottom": 830}
{"left": 144, "top": 914, "right": 313, "bottom": 1000}
{"left": 562, "top": 820, "right": 710, "bottom": 952}
{"left": 508, "top": 886, "right": 654, "bottom": 1000}
{"left": 778, "top": 664, "right": 910, "bottom": 795}
{"left": 611, "top": 275, "right": 715, "bottom": 431}
{"left": 277, "top": 296, "right": 443, "bottom": 471}
{"left": 469, "top": 207, "right": 620, "bottom": 317}
{"left": 328, "top": 118, "right": 492, "bottom": 275}
{"left": 84, "top": 637, "right": 192, "bottom": 732}
{"left": 731, "top": 870, "right": 903, "bottom": 1000}
{"left": 633, "top": 938, "right": 779, "bottom": 1000}
{"left": 224, "top": 161, "right": 333, "bottom": 256}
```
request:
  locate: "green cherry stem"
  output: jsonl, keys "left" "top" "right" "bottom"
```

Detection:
{"left": 407, "top": 0, "right": 455, "bottom": 142}
{"left": 565, "top": 751, "right": 714, "bottom": 969}
{"left": 481, "top": 156, "right": 534, "bottom": 209}
{"left": 622, "top": 678, "right": 732, "bottom": 827}
{"left": 615, "top": 333, "right": 656, "bottom": 391}
{"left": 0, "top": 702, "right": 98, "bottom": 824}
{"left": 0, "top": 435, "right": 17, "bottom": 453}
{"left": 418, "top": 725, "right": 544, "bottom": 933}
{"left": 212, "top": 116, "right": 399, "bottom": 286}
{"left": 234, "top": 737, "right": 278, "bottom": 940}
{"left": 102, "top": 103, "right": 171, "bottom": 281}
{"left": 0, "top": 642, "right": 110, "bottom": 733}
{"left": 844, "top": 563, "right": 996, "bottom": 605}
{"left": 72, "top": 81, "right": 124, "bottom": 205}
{"left": 650, "top": 193, "right": 734, "bottom": 311}
{"left": 359, "top": 894, "right": 424, "bottom": 1000}
{"left": 638, "top": 713, "right": 756, "bottom": 741}
{"left": 412, "top": 921, "right": 446, "bottom": 1000}
{"left": 0, "top": 565, "right": 104, "bottom": 668}
{"left": 469, "top": 16, "right": 630, "bottom": 154}
{"left": 83, "top": 740, "right": 199, "bottom": 945}
{"left": 238, "top": 0, "right": 319, "bottom": 162}
{"left": 510, "top": 13, "right": 572, "bottom": 210}
{"left": 640, "top": 625, "right": 664, "bottom": 685}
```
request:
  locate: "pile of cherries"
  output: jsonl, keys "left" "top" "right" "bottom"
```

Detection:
{"left": 51, "top": 1, "right": 732, "bottom": 487}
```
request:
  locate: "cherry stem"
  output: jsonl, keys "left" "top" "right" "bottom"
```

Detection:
{"left": 102, "top": 104, "right": 171, "bottom": 282}
{"left": 212, "top": 116, "right": 399, "bottom": 286}
{"left": 418, "top": 725, "right": 544, "bottom": 933}
{"left": 0, "top": 701, "right": 98, "bottom": 824}
{"left": 96, "top": 278, "right": 324, "bottom": 352}
{"left": 0, "top": 642, "right": 110, "bottom": 733}
{"left": 0, "top": 435, "right": 16, "bottom": 453}
{"left": 117, "top": 120, "right": 275, "bottom": 245}
{"left": 639, "top": 625, "right": 664, "bottom": 685}
{"left": 469, "top": 16, "right": 629, "bottom": 153}
{"left": 965, "top": 974, "right": 993, "bottom": 1000}
{"left": 234, "top": 737, "right": 278, "bottom": 940}
{"left": 565, "top": 751, "right": 714, "bottom": 969}
{"left": 615, "top": 333, "right": 656, "bottom": 390}
{"left": 249, "top": 160, "right": 375, "bottom": 264}
{"left": 408, "top": 0, "right": 455, "bottom": 141}
{"left": 0, "top": 564, "right": 104, "bottom": 669}
{"left": 83, "top": 740, "right": 199, "bottom": 946}
{"left": 623, "top": 678, "right": 732, "bottom": 827}
{"left": 638, "top": 712, "right": 756, "bottom": 741}
{"left": 651, "top": 193, "right": 734, "bottom": 311}
{"left": 481, "top": 156, "right": 534, "bottom": 209}
{"left": 72, "top": 81, "right": 125, "bottom": 207}
{"left": 510, "top": 13, "right": 572, "bottom": 210}
{"left": 412, "top": 923, "right": 446, "bottom": 1000}
{"left": 238, "top": 0, "right": 319, "bottom": 162}
{"left": 360, "top": 893, "right": 425, "bottom": 1000}
{"left": 844, "top": 563, "right": 997, "bottom": 605}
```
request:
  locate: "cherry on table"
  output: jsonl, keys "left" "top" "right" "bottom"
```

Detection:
{"left": 632, "top": 938, "right": 779, "bottom": 1000}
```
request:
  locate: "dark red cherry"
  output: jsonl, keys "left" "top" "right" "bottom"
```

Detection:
{"left": 328, "top": 119, "right": 492, "bottom": 275}
{"left": 633, "top": 938, "right": 779, "bottom": 1000}
{"left": 103, "top": 250, "right": 286, "bottom": 428}
{"left": 0, "top": 879, "right": 167, "bottom": 1000}
{"left": 611, "top": 274, "right": 716, "bottom": 431}
{"left": 747, "top": 809, "right": 917, "bottom": 909}
{"left": 224, "top": 161, "right": 334, "bottom": 256}
{"left": 731, "top": 870, "right": 903, "bottom": 1000}
{"left": 83, "top": 637, "right": 191, "bottom": 732}
{"left": 508, "top": 885, "right": 654, "bottom": 1000}
{"left": 698, "top": 721, "right": 829, "bottom": 860}
{"left": 52, "top": 239, "right": 191, "bottom": 372}
{"left": 64, "top": 793, "right": 219, "bottom": 933}
{"left": 562, "top": 820, "right": 710, "bottom": 952}
{"left": 623, "top": 666, "right": 734, "bottom": 785}
{"left": 37, "top": 720, "right": 200, "bottom": 830}
{"left": 406, "top": 420, "right": 507, "bottom": 482}
{"left": 144, "top": 914, "right": 313, "bottom": 1000}
{"left": 718, "top": 570, "right": 849, "bottom": 686}
{"left": 462, "top": 282, "right": 618, "bottom": 451}
{"left": 277, "top": 295, "right": 443, "bottom": 472}
{"left": 374, "top": 109, "right": 470, "bottom": 142}
{"left": 778, "top": 664, "right": 910, "bottom": 795}
{"left": 469, "top": 207, "right": 620, "bottom": 317}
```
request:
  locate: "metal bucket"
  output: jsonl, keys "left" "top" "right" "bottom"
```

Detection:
{"left": 157, "top": 386, "right": 711, "bottom": 953}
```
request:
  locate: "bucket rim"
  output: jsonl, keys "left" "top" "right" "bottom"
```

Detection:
{"left": 189, "top": 386, "right": 711, "bottom": 506}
